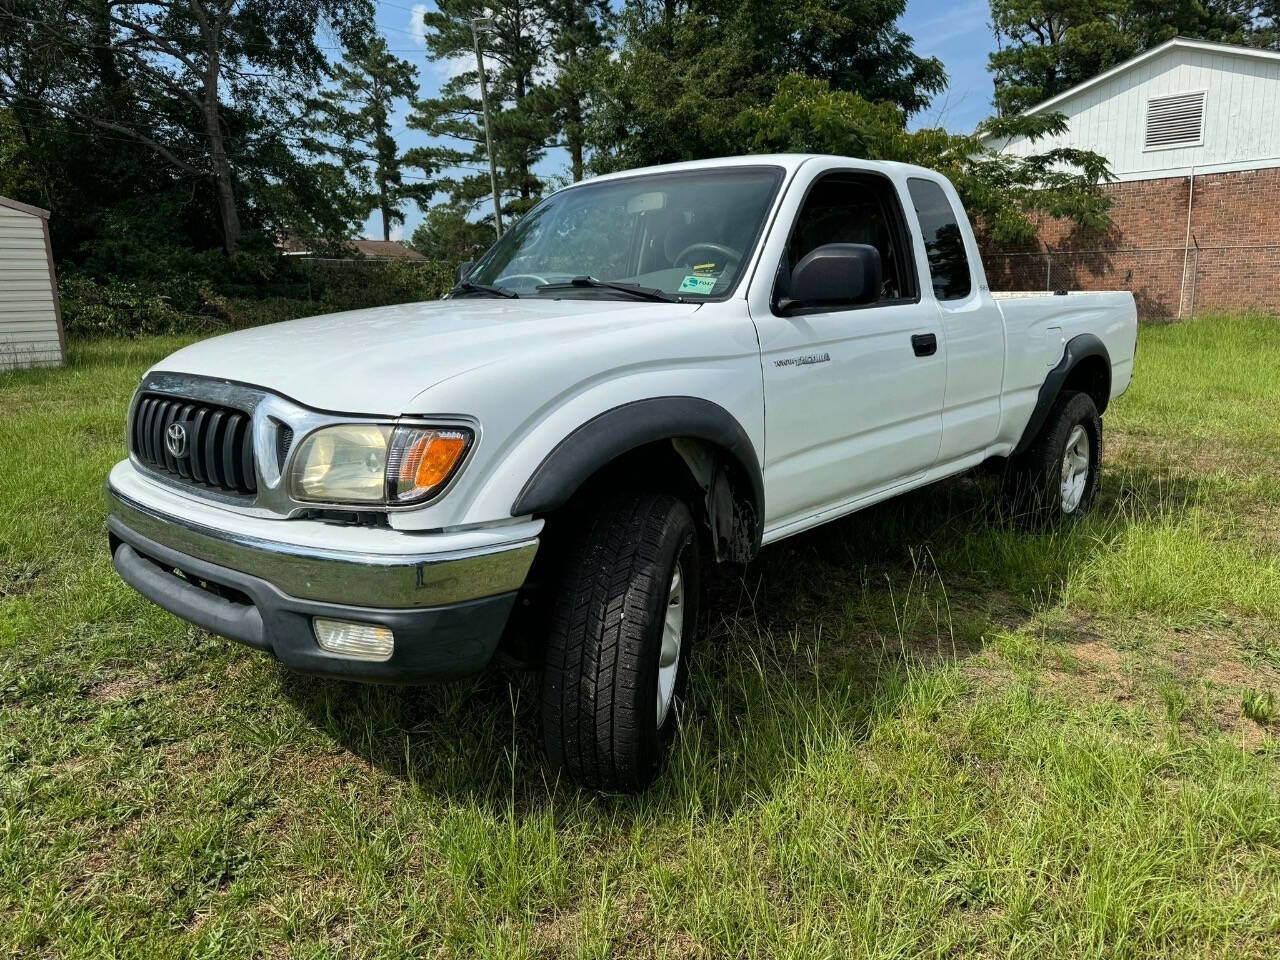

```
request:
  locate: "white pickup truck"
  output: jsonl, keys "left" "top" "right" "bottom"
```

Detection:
{"left": 108, "top": 154, "right": 1137, "bottom": 790}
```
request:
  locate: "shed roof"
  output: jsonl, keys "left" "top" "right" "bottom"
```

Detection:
{"left": 352, "top": 239, "right": 427, "bottom": 260}
{"left": 0, "top": 195, "right": 51, "bottom": 219}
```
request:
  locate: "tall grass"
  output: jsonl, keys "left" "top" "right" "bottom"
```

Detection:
{"left": 1, "top": 314, "right": 1279, "bottom": 958}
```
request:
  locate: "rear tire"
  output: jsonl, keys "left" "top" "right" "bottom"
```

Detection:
{"left": 1002, "top": 390, "right": 1102, "bottom": 524}
{"left": 541, "top": 494, "right": 700, "bottom": 792}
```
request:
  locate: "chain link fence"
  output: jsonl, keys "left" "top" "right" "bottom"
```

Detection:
{"left": 292, "top": 249, "right": 1280, "bottom": 321}
{"left": 983, "top": 244, "right": 1280, "bottom": 319}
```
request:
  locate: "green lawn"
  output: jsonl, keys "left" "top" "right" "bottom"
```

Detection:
{"left": 2, "top": 316, "right": 1279, "bottom": 959}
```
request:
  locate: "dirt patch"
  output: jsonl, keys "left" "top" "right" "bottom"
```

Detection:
{"left": 67, "top": 815, "right": 147, "bottom": 898}
{"left": 0, "top": 566, "right": 42, "bottom": 599}
{"left": 1110, "top": 431, "right": 1264, "bottom": 477}
{"left": 89, "top": 674, "right": 149, "bottom": 702}
{"left": 1070, "top": 639, "right": 1123, "bottom": 672}
{"left": 270, "top": 745, "right": 376, "bottom": 783}
{"left": 532, "top": 905, "right": 580, "bottom": 955}
{"left": 1232, "top": 500, "right": 1280, "bottom": 551}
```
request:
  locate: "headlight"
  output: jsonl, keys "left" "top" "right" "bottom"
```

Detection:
{"left": 290, "top": 424, "right": 472, "bottom": 505}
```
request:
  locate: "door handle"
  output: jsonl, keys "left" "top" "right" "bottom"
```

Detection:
{"left": 911, "top": 333, "right": 937, "bottom": 357}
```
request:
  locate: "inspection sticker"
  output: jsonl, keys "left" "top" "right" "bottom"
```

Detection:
{"left": 678, "top": 275, "right": 718, "bottom": 295}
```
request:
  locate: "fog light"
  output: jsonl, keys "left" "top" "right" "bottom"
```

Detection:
{"left": 313, "top": 618, "right": 394, "bottom": 661}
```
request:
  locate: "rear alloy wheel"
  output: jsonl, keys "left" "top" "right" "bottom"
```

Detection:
{"left": 541, "top": 494, "right": 700, "bottom": 792}
{"left": 1002, "top": 389, "right": 1102, "bottom": 524}
{"left": 1059, "top": 424, "right": 1091, "bottom": 514}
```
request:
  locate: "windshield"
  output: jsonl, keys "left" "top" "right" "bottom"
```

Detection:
{"left": 463, "top": 166, "right": 783, "bottom": 300}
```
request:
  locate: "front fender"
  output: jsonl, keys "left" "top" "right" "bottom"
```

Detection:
{"left": 511, "top": 396, "right": 764, "bottom": 520}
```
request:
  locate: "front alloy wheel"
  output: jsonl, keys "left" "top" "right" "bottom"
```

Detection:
{"left": 657, "top": 561, "right": 685, "bottom": 726}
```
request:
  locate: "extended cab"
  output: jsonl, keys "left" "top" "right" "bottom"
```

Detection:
{"left": 108, "top": 155, "right": 1138, "bottom": 791}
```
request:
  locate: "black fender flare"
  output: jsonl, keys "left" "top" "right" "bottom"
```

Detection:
{"left": 511, "top": 396, "right": 765, "bottom": 524}
{"left": 1013, "top": 333, "right": 1111, "bottom": 455}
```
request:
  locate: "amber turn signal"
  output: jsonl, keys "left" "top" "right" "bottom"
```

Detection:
{"left": 387, "top": 427, "right": 473, "bottom": 503}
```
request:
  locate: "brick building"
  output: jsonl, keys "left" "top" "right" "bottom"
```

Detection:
{"left": 983, "top": 38, "right": 1280, "bottom": 318}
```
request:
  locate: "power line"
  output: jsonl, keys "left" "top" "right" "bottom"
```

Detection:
{"left": 6, "top": 104, "right": 492, "bottom": 181}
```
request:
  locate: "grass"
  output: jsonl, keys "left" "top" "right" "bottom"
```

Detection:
{"left": 2, "top": 312, "right": 1279, "bottom": 958}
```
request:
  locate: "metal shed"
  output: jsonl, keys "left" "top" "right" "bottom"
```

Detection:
{"left": 0, "top": 195, "right": 66, "bottom": 371}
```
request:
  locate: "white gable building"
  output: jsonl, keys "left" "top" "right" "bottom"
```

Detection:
{"left": 983, "top": 38, "right": 1280, "bottom": 318}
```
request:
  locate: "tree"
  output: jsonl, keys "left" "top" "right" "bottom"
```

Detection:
{"left": 988, "top": 0, "right": 1273, "bottom": 116}
{"left": 585, "top": 0, "right": 946, "bottom": 172}
{"left": 742, "top": 73, "right": 1114, "bottom": 247}
{"left": 304, "top": 36, "right": 431, "bottom": 241}
{"left": 407, "top": 0, "right": 554, "bottom": 218}
{"left": 0, "top": 0, "right": 195, "bottom": 259}
{"left": 6, "top": 0, "right": 374, "bottom": 254}
{"left": 544, "top": 0, "right": 612, "bottom": 181}
{"left": 409, "top": 203, "right": 493, "bottom": 261}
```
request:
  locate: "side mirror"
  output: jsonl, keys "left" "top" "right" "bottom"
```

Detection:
{"left": 776, "top": 243, "right": 882, "bottom": 313}
{"left": 455, "top": 260, "right": 474, "bottom": 283}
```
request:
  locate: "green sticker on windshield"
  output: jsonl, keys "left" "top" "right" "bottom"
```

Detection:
{"left": 678, "top": 275, "right": 718, "bottom": 295}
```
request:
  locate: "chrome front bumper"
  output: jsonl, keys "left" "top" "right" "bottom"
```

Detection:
{"left": 106, "top": 486, "right": 537, "bottom": 610}
{"left": 106, "top": 469, "right": 540, "bottom": 681}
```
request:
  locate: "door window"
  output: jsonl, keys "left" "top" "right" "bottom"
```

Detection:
{"left": 906, "top": 178, "right": 972, "bottom": 301}
{"left": 777, "top": 172, "right": 918, "bottom": 309}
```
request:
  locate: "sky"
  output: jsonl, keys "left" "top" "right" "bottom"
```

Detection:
{"left": 358, "top": 0, "right": 1000, "bottom": 240}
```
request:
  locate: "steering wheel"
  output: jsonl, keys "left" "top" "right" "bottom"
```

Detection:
{"left": 672, "top": 242, "right": 742, "bottom": 269}
{"left": 495, "top": 273, "right": 551, "bottom": 289}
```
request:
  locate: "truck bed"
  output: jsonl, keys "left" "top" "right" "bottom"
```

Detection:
{"left": 991, "top": 290, "right": 1128, "bottom": 300}
{"left": 990, "top": 288, "right": 1139, "bottom": 454}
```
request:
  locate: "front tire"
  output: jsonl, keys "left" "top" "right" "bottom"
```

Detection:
{"left": 1002, "top": 390, "right": 1102, "bottom": 524}
{"left": 541, "top": 494, "right": 700, "bottom": 792}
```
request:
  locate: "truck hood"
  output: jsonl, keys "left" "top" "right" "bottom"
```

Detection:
{"left": 153, "top": 297, "right": 702, "bottom": 414}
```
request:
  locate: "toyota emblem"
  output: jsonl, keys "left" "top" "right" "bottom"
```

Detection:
{"left": 166, "top": 422, "right": 188, "bottom": 458}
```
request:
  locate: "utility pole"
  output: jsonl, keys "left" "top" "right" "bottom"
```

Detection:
{"left": 471, "top": 17, "right": 503, "bottom": 237}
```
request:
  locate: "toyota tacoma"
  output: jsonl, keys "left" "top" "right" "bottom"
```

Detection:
{"left": 107, "top": 155, "right": 1138, "bottom": 791}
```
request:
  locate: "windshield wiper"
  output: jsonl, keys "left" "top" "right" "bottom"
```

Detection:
{"left": 449, "top": 280, "right": 519, "bottom": 299}
{"left": 536, "top": 276, "right": 683, "bottom": 303}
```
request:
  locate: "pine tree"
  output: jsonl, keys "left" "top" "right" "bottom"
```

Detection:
{"left": 545, "top": 0, "right": 612, "bottom": 181}
{"left": 405, "top": 0, "right": 554, "bottom": 221}
{"left": 305, "top": 36, "right": 430, "bottom": 241}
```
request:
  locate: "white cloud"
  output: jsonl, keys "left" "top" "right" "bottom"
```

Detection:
{"left": 389, "top": 225, "right": 405, "bottom": 242}
{"left": 440, "top": 54, "right": 471, "bottom": 80}
{"left": 408, "top": 4, "right": 428, "bottom": 46}
{"left": 905, "top": 0, "right": 989, "bottom": 51}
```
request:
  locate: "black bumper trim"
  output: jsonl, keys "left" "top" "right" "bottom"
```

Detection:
{"left": 110, "top": 520, "right": 516, "bottom": 683}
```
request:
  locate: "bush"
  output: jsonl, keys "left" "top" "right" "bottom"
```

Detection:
{"left": 59, "top": 273, "right": 205, "bottom": 338}
{"left": 59, "top": 258, "right": 455, "bottom": 340}
{"left": 304, "top": 259, "right": 454, "bottom": 312}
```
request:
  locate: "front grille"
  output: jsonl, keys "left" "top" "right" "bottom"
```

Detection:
{"left": 275, "top": 424, "right": 294, "bottom": 470}
{"left": 131, "top": 394, "right": 257, "bottom": 495}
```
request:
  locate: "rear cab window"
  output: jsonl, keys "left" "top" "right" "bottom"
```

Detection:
{"left": 906, "top": 178, "right": 973, "bottom": 301}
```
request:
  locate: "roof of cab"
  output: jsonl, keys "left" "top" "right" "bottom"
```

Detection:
{"left": 565, "top": 154, "right": 941, "bottom": 190}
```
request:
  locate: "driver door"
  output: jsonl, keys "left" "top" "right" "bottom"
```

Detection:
{"left": 748, "top": 167, "right": 946, "bottom": 534}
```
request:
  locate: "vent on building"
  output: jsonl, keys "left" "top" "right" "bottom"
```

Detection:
{"left": 1144, "top": 92, "right": 1205, "bottom": 149}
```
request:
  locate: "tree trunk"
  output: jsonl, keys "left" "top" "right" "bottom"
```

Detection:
{"left": 570, "top": 136, "right": 584, "bottom": 183}
{"left": 567, "top": 93, "right": 584, "bottom": 182}
{"left": 202, "top": 52, "right": 240, "bottom": 254}
{"left": 515, "top": 74, "right": 531, "bottom": 200}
